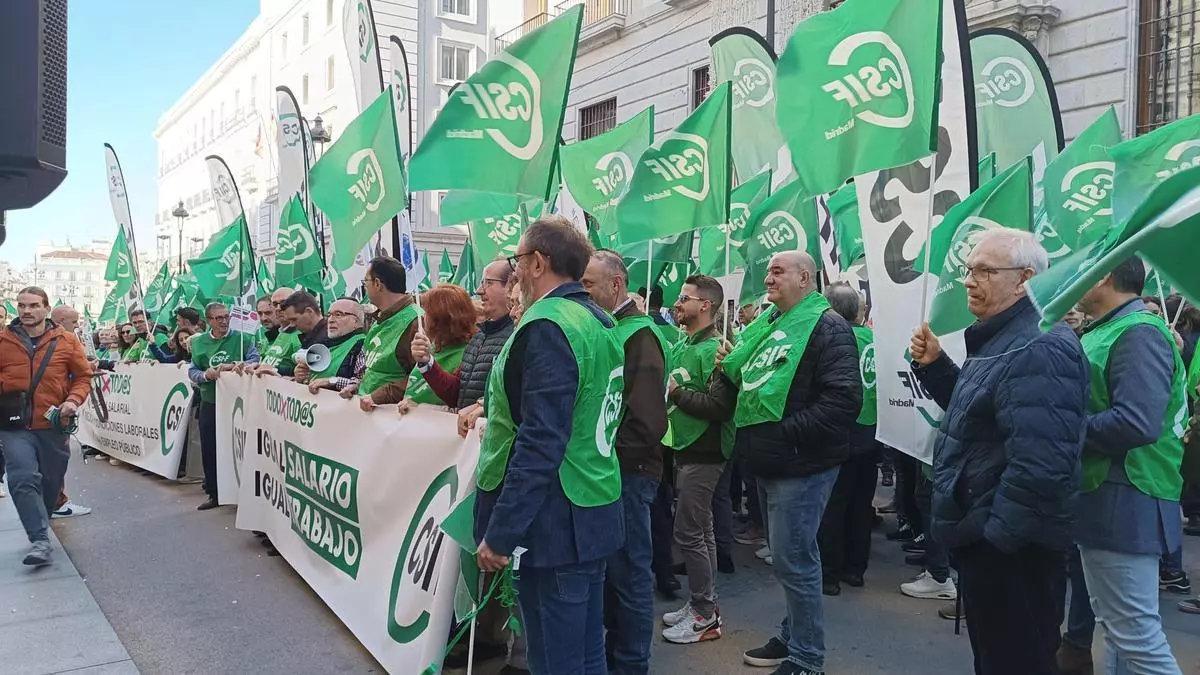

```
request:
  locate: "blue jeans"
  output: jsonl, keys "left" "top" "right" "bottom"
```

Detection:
{"left": 1079, "top": 546, "right": 1182, "bottom": 675}
{"left": 763, "top": 467, "right": 839, "bottom": 672}
{"left": 0, "top": 429, "right": 70, "bottom": 543}
{"left": 518, "top": 558, "right": 607, "bottom": 675}
{"left": 605, "top": 473, "right": 658, "bottom": 674}
{"left": 1065, "top": 545, "right": 1096, "bottom": 650}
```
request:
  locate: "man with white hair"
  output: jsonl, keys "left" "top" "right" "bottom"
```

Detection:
{"left": 909, "top": 229, "right": 1089, "bottom": 674}
{"left": 300, "top": 298, "right": 367, "bottom": 394}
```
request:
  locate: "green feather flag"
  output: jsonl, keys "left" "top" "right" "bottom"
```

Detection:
{"left": 104, "top": 228, "right": 137, "bottom": 297}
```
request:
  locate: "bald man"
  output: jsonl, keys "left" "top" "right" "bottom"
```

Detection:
{"left": 300, "top": 298, "right": 367, "bottom": 394}
{"left": 719, "top": 251, "right": 861, "bottom": 673}
{"left": 50, "top": 306, "right": 80, "bottom": 334}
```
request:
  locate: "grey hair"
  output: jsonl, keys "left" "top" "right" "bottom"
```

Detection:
{"left": 823, "top": 282, "right": 860, "bottom": 323}
{"left": 592, "top": 249, "right": 628, "bottom": 280}
{"left": 973, "top": 229, "right": 1048, "bottom": 274}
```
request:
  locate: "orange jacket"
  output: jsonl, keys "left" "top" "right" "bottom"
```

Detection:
{"left": 0, "top": 322, "right": 93, "bottom": 430}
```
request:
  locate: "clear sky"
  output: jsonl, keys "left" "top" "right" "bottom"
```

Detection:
{"left": 4, "top": 1, "right": 259, "bottom": 268}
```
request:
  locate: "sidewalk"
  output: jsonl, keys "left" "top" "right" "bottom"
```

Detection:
{"left": 0, "top": 489, "right": 136, "bottom": 675}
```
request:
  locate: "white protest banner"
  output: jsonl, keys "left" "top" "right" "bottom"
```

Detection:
{"left": 77, "top": 364, "right": 196, "bottom": 479}
{"left": 855, "top": 0, "right": 975, "bottom": 463}
{"left": 214, "top": 373, "right": 254, "bottom": 505}
{"left": 228, "top": 374, "right": 479, "bottom": 671}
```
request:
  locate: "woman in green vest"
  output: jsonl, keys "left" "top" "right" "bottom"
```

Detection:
{"left": 406, "top": 285, "right": 477, "bottom": 407}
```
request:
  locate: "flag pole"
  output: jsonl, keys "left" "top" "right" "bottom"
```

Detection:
{"left": 1172, "top": 298, "right": 1188, "bottom": 330}
{"left": 723, "top": 225, "right": 731, "bottom": 339}
{"left": 646, "top": 242, "right": 653, "bottom": 315}
{"left": 917, "top": 154, "right": 938, "bottom": 324}
{"left": 1155, "top": 273, "right": 1168, "bottom": 323}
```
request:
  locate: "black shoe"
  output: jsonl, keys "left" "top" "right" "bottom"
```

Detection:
{"left": 498, "top": 667, "right": 530, "bottom": 674}
{"left": 840, "top": 572, "right": 864, "bottom": 587}
{"left": 904, "top": 553, "right": 927, "bottom": 567}
{"left": 886, "top": 525, "right": 915, "bottom": 541}
{"left": 822, "top": 579, "right": 841, "bottom": 596}
{"left": 743, "top": 637, "right": 789, "bottom": 667}
{"left": 1160, "top": 570, "right": 1192, "bottom": 594}
{"left": 1185, "top": 514, "right": 1200, "bottom": 536}
{"left": 196, "top": 497, "right": 219, "bottom": 511}
{"left": 656, "top": 573, "right": 681, "bottom": 600}
{"left": 901, "top": 534, "right": 927, "bottom": 552}
{"left": 718, "top": 552, "right": 736, "bottom": 574}
{"left": 770, "top": 663, "right": 824, "bottom": 675}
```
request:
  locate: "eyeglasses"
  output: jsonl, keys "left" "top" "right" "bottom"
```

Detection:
{"left": 676, "top": 294, "right": 707, "bottom": 305}
{"left": 506, "top": 250, "right": 541, "bottom": 271}
{"left": 328, "top": 310, "right": 357, "bottom": 319}
{"left": 210, "top": 315, "right": 230, "bottom": 322}
{"left": 964, "top": 265, "right": 1028, "bottom": 281}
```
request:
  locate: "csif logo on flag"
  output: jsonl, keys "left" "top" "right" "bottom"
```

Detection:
{"left": 594, "top": 367, "right": 624, "bottom": 458}
{"left": 392, "top": 71, "right": 408, "bottom": 114}
{"left": 731, "top": 57, "right": 775, "bottom": 110}
{"left": 484, "top": 211, "right": 524, "bottom": 251}
{"left": 755, "top": 212, "right": 800, "bottom": 252}
{"left": 345, "top": 148, "right": 387, "bottom": 220}
{"left": 945, "top": 217, "right": 1003, "bottom": 283}
{"left": 976, "top": 56, "right": 1035, "bottom": 108}
{"left": 280, "top": 218, "right": 317, "bottom": 262}
{"left": 1155, "top": 140, "right": 1200, "bottom": 179}
{"left": 643, "top": 133, "right": 709, "bottom": 203}
{"left": 280, "top": 112, "right": 302, "bottom": 148}
{"left": 115, "top": 251, "right": 131, "bottom": 277}
{"left": 592, "top": 151, "right": 634, "bottom": 201}
{"left": 214, "top": 173, "right": 237, "bottom": 205}
{"left": 355, "top": 2, "right": 374, "bottom": 62}
{"left": 1060, "top": 161, "right": 1114, "bottom": 217}
{"left": 726, "top": 202, "right": 752, "bottom": 248}
{"left": 821, "top": 31, "right": 915, "bottom": 138}
{"left": 219, "top": 243, "right": 242, "bottom": 281}
{"left": 456, "top": 54, "right": 544, "bottom": 161}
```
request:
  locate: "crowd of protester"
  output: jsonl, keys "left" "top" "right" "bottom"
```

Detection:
{"left": 5, "top": 212, "right": 1200, "bottom": 675}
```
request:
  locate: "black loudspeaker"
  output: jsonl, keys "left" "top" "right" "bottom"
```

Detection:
{"left": 0, "top": 0, "right": 68, "bottom": 211}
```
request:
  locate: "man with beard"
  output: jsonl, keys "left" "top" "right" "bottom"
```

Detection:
{"left": 256, "top": 287, "right": 301, "bottom": 376}
{"left": 299, "top": 298, "right": 367, "bottom": 393}
{"left": 349, "top": 256, "right": 420, "bottom": 409}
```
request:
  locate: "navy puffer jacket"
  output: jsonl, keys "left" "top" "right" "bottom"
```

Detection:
{"left": 913, "top": 298, "right": 1089, "bottom": 553}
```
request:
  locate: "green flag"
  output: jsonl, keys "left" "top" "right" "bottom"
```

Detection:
{"left": 978, "top": 152, "right": 996, "bottom": 183}
{"left": 470, "top": 198, "right": 544, "bottom": 270}
{"left": 451, "top": 238, "right": 477, "bottom": 290}
{"left": 1041, "top": 107, "right": 1123, "bottom": 252}
{"left": 970, "top": 30, "right": 1063, "bottom": 179}
{"left": 775, "top": 0, "right": 942, "bottom": 198}
{"left": 104, "top": 228, "right": 136, "bottom": 297}
{"left": 559, "top": 107, "right": 654, "bottom": 239}
{"left": 275, "top": 193, "right": 324, "bottom": 287}
{"left": 738, "top": 179, "right": 822, "bottom": 304}
{"left": 298, "top": 267, "right": 348, "bottom": 312}
{"left": 918, "top": 158, "right": 1033, "bottom": 336}
{"left": 256, "top": 258, "right": 276, "bottom": 297}
{"left": 142, "top": 262, "right": 172, "bottom": 315}
{"left": 620, "top": 232, "right": 694, "bottom": 297}
{"left": 4, "top": 300, "right": 15, "bottom": 316}
{"left": 99, "top": 287, "right": 128, "bottom": 325}
{"left": 408, "top": 6, "right": 583, "bottom": 199}
{"left": 1109, "top": 113, "right": 1200, "bottom": 229}
{"left": 438, "top": 248, "right": 454, "bottom": 283}
{"left": 309, "top": 87, "right": 407, "bottom": 271}
{"left": 440, "top": 191, "right": 525, "bottom": 227}
{"left": 616, "top": 82, "right": 732, "bottom": 244}
{"left": 699, "top": 171, "right": 772, "bottom": 276}
{"left": 189, "top": 217, "right": 255, "bottom": 300}
{"left": 1027, "top": 165, "right": 1200, "bottom": 328}
{"left": 711, "top": 28, "right": 792, "bottom": 186}
{"left": 828, "top": 182, "right": 864, "bottom": 270}
{"left": 417, "top": 249, "right": 434, "bottom": 291}
{"left": 1146, "top": 266, "right": 1175, "bottom": 301}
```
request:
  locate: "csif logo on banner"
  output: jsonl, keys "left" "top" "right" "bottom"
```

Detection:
{"left": 976, "top": 56, "right": 1035, "bottom": 108}
{"left": 214, "top": 173, "right": 237, "bottom": 205}
{"left": 592, "top": 151, "right": 634, "bottom": 201}
{"left": 457, "top": 54, "right": 544, "bottom": 161}
{"left": 346, "top": 149, "right": 387, "bottom": 220}
{"left": 731, "top": 57, "right": 775, "bottom": 110}
{"left": 392, "top": 70, "right": 408, "bottom": 114}
{"left": 158, "top": 383, "right": 191, "bottom": 457}
{"left": 231, "top": 395, "right": 247, "bottom": 485}
{"left": 822, "top": 31, "right": 915, "bottom": 138}
{"left": 1060, "top": 161, "right": 1114, "bottom": 217}
{"left": 389, "top": 466, "right": 458, "bottom": 644}
{"left": 643, "top": 133, "right": 709, "bottom": 203}
{"left": 356, "top": 2, "right": 374, "bottom": 62}
{"left": 280, "top": 112, "right": 303, "bottom": 148}
{"left": 108, "top": 169, "right": 126, "bottom": 200}
{"left": 1156, "top": 140, "right": 1200, "bottom": 179}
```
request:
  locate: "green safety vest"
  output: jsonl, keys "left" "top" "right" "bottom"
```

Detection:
{"left": 96, "top": 348, "right": 112, "bottom": 361}
{"left": 853, "top": 325, "right": 878, "bottom": 426}
{"left": 405, "top": 343, "right": 466, "bottom": 405}
{"left": 360, "top": 303, "right": 421, "bottom": 396}
{"left": 651, "top": 321, "right": 684, "bottom": 349}
{"left": 190, "top": 330, "right": 249, "bottom": 403}
{"left": 667, "top": 327, "right": 734, "bottom": 457}
{"left": 477, "top": 297, "right": 624, "bottom": 507}
{"left": 1188, "top": 350, "right": 1200, "bottom": 405}
{"left": 723, "top": 292, "right": 832, "bottom": 428}
{"left": 261, "top": 329, "right": 302, "bottom": 372}
{"left": 1080, "top": 310, "right": 1188, "bottom": 499}
{"left": 123, "top": 338, "right": 149, "bottom": 362}
{"left": 613, "top": 313, "right": 672, "bottom": 376}
{"left": 310, "top": 333, "right": 366, "bottom": 380}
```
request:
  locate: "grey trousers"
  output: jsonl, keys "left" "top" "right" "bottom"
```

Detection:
{"left": 0, "top": 429, "right": 70, "bottom": 543}
{"left": 674, "top": 462, "right": 725, "bottom": 617}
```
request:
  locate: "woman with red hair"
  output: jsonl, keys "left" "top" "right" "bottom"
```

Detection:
{"left": 405, "top": 284, "right": 478, "bottom": 406}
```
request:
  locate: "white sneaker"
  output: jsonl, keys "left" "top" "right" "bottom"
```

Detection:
{"left": 662, "top": 601, "right": 694, "bottom": 627}
{"left": 900, "top": 571, "right": 957, "bottom": 600}
{"left": 661, "top": 609, "right": 721, "bottom": 644}
{"left": 764, "top": 554, "right": 774, "bottom": 566}
{"left": 109, "top": 458, "right": 120, "bottom": 466}
{"left": 51, "top": 502, "right": 92, "bottom": 519}
{"left": 755, "top": 545, "right": 772, "bottom": 560}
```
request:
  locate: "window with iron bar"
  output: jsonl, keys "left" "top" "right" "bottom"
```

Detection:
{"left": 1137, "top": 0, "right": 1200, "bottom": 134}
{"left": 579, "top": 97, "right": 617, "bottom": 140}
{"left": 692, "top": 65, "right": 712, "bottom": 111}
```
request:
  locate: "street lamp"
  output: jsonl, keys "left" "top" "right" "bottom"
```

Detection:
{"left": 157, "top": 234, "right": 171, "bottom": 271}
{"left": 172, "top": 200, "right": 189, "bottom": 273}
{"left": 310, "top": 115, "right": 331, "bottom": 146}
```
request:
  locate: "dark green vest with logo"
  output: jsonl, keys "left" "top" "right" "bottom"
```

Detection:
{"left": 360, "top": 303, "right": 421, "bottom": 396}
{"left": 190, "top": 331, "right": 247, "bottom": 403}
{"left": 853, "top": 325, "right": 878, "bottom": 426}
{"left": 310, "top": 333, "right": 366, "bottom": 380}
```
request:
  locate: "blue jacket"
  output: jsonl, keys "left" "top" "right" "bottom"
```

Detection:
{"left": 475, "top": 282, "right": 625, "bottom": 568}
{"left": 913, "top": 298, "right": 1089, "bottom": 553}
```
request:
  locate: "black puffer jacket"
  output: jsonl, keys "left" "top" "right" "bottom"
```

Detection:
{"left": 913, "top": 298, "right": 1089, "bottom": 553}
{"left": 456, "top": 315, "right": 515, "bottom": 409}
{"left": 730, "top": 308, "right": 862, "bottom": 478}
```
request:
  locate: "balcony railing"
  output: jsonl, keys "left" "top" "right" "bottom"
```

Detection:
{"left": 494, "top": 0, "right": 630, "bottom": 52}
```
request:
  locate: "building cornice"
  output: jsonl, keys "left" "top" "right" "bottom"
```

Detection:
{"left": 965, "top": 0, "right": 1061, "bottom": 45}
